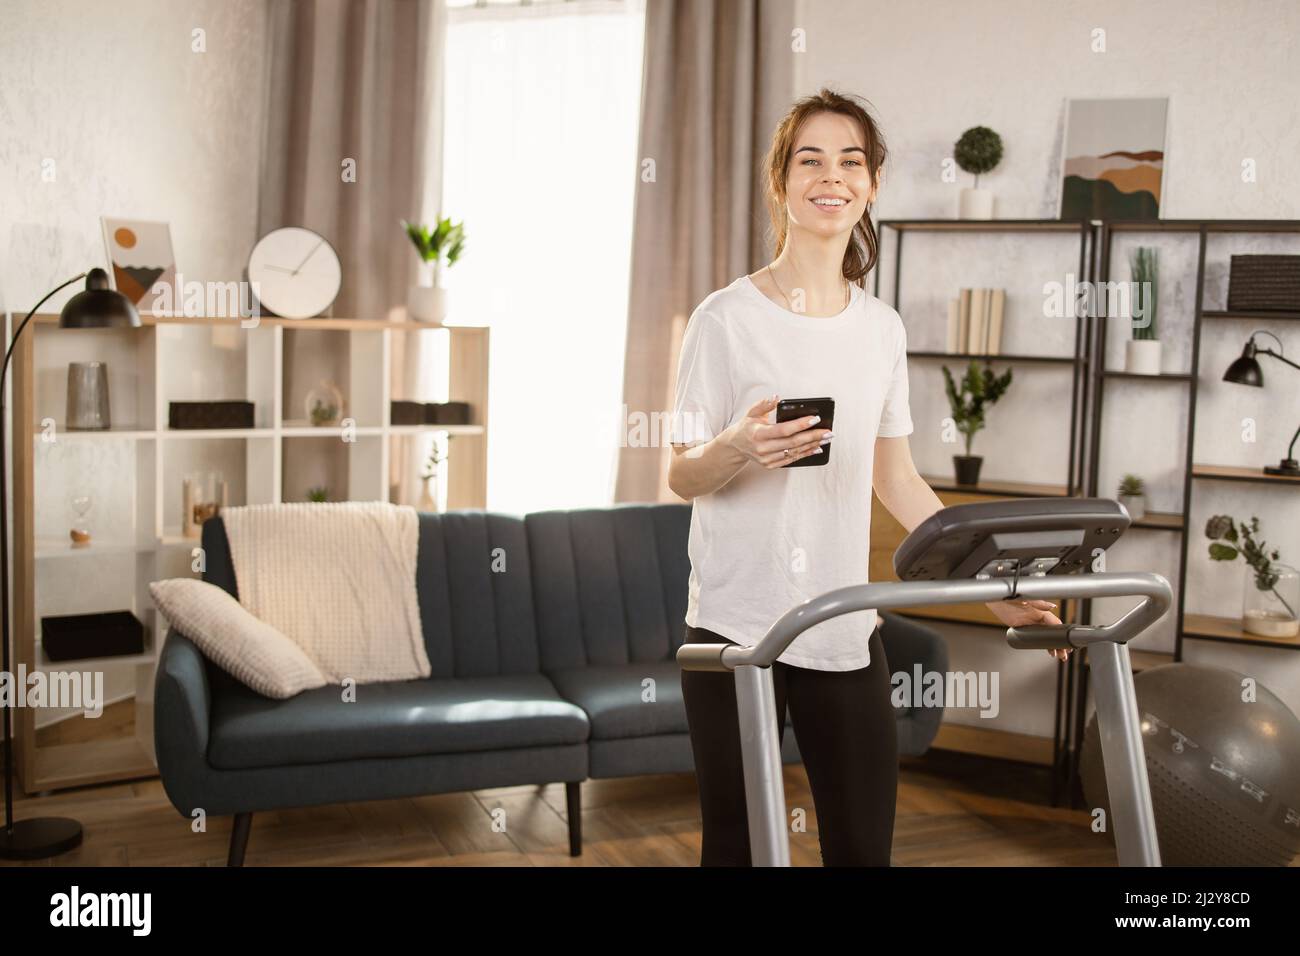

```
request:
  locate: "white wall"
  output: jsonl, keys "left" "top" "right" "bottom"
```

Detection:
{"left": 794, "top": 0, "right": 1300, "bottom": 731}
{"left": 1, "top": 0, "right": 270, "bottom": 724}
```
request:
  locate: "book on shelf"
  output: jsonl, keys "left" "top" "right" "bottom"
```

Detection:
{"left": 988, "top": 288, "right": 1005, "bottom": 354}
{"left": 945, "top": 287, "right": 1005, "bottom": 355}
{"left": 969, "top": 288, "right": 988, "bottom": 354}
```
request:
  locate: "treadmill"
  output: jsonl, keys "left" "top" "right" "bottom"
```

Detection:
{"left": 676, "top": 497, "right": 1170, "bottom": 867}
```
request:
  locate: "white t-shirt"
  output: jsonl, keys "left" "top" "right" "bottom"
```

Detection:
{"left": 670, "top": 274, "right": 913, "bottom": 671}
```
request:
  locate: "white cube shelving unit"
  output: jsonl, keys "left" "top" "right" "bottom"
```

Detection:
{"left": 10, "top": 313, "right": 489, "bottom": 792}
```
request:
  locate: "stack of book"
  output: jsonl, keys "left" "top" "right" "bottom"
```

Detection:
{"left": 945, "top": 288, "right": 1006, "bottom": 354}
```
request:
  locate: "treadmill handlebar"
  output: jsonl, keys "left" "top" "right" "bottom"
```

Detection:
{"left": 677, "top": 571, "right": 1173, "bottom": 671}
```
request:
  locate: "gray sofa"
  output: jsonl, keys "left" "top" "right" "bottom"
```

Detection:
{"left": 154, "top": 502, "right": 947, "bottom": 865}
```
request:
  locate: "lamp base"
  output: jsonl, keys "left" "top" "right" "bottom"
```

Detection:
{"left": 0, "top": 817, "right": 83, "bottom": 859}
{"left": 1264, "top": 459, "right": 1300, "bottom": 477}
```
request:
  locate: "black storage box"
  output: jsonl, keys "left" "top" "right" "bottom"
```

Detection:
{"left": 424, "top": 401, "right": 471, "bottom": 425}
{"left": 391, "top": 400, "right": 426, "bottom": 426}
{"left": 42, "top": 610, "right": 145, "bottom": 662}
{"left": 169, "top": 401, "right": 255, "bottom": 430}
{"left": 1228, "top": 254, "right": 1300, "bottom": 312}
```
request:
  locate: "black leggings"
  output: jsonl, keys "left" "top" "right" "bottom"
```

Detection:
{"left": 680, "top": 624, "right": 898, "bottom": 866}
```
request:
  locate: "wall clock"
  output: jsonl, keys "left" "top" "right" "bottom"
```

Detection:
{"left": 246, "top": 227, "right": 342, "bottom": 318}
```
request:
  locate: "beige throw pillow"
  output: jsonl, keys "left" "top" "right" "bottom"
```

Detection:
{"left": 150, "top": 578, "right": 328, "bottom": 699}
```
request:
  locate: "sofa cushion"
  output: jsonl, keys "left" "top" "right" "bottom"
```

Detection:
{"left": 149, "top": 578, "right": 327, "bottom": 699}
{"left": 546, "top": 660, "right": 689, "bottom": 740}
{"left": 207, "top": 673, "right": 589, "bottom": 770}
{"left": 526, "top": 503, "right": 692, "bottom": 672}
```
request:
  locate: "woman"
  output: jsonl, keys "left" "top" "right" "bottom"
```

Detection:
{"left": 668, "top": 89, "right": 1067, "bottom": 867}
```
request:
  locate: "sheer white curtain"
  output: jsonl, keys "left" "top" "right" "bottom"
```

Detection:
{"left": 441, "top": 0, "right": 646, "bottom": 514}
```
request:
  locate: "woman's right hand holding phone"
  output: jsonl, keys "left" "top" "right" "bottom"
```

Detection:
{"left": 725, "top": 395, "right": 833, "bottom": 469}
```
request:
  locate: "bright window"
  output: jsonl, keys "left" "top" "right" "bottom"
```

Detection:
{"left": 441, "top": 0, "right": 646, "bottom": 513}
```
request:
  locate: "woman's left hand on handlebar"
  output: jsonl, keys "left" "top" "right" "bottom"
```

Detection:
{"left": 985, "top": 599, "right": 1070, "bottom": 661}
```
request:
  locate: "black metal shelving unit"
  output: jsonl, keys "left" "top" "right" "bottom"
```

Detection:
{"left": 1066, "top": 218, "right": 1300, "bottom": 805}
{"left": 874, "top": 218, "right": 1095, "bottom": 804}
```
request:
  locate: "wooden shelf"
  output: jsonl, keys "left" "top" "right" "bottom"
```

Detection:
{"left": 1203, "top": 309, "right": 1300, "bottom": 322}
{"left": 1192, "top": 463, "right": 1300, "bottom": 486}
{"left": 387, "top": 423, "right": 485, "bottom": 436}
{"left": 920, "top": 474, "right": 1072, "bottom": 497}
{"left": 32, "top": 737, "right": 157, "bottom": 791}
{"left": 13, "top": 312, "right": 492, "bottom": 793}
{"left": 1083, "top": 647, "right": 1175, "bottom": 672}
{"left": 880, "top": 219, "right": 1087, "bottom": 233}
{"left": 1101, "top": 369, "right": 1194, "bottom": 381}
{"left": 907, "top": 351, "right": 1078, "bottom": 365}
{"left": 1183, "top": 613, "right": 1300, "bottom": 650}
{"left": 1128, "top": 511, "right": 1184, "bottom": 531}
{"left": 32, "top": 311, "right": 479, "bottom": 332}
{"left": 34, "top": 424, "right": 154, "bottom": 439}
{"left": 1105, "top": 220, "right": 1300, "bottom": 233}
{"left": 931, "top": 723, "right": 1056, "bottom": 766}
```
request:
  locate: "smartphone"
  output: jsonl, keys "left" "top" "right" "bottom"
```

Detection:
{"left": 775, "top": 397, "right": 835, "bottom": 467}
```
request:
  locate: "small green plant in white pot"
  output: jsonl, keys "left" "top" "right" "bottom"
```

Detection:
{"left": 1117, "top": 473, "right": 1146, "bottom": 521}
{"left": 1125, "top": 246, "right": 1161, "bottom": 374}
{"left": 954, "top": 126, "right": 1003, "bottom": 219}
{"left": 402, "top": 216, "right": 465, "bottom": 324}
{"left": 1206, "top": 514, "right": 1299, "bottom": 639}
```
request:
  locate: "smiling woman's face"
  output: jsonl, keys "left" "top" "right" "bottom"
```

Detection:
{"left": 784, "top": 111, "right": 878, "bottom": 239}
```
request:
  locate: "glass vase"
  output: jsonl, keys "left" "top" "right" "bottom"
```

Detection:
{"left": 1242, "top": 563, "right": 1299, "bottom": 639}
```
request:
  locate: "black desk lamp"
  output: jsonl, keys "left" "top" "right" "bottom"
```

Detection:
{"left": 1223, "top": 330, "right": 1300, "bottom": 477}
{"left": 1, "top": 268, "right": 140, "bottom": 859}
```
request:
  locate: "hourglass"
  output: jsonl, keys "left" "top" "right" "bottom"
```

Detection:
{"left": 69, "top": 492, "right": 93, "bottom": 547}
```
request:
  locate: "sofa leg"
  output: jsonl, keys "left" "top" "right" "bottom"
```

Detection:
{"left": 227, "top": 812, "right": 253, "bottom": 867}
{"left": 565, "top": 781, "right": 582, "bottom": 857}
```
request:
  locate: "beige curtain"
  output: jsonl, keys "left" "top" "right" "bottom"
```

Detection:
{"left": 258, "top": 0, "right": 446, "bottom": 504}
{"left": 613, "top": 0, "right": 796, "bottom": 504}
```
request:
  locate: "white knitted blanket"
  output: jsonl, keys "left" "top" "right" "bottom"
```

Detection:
{"left": 220, "top": 501, "right": 430, "bottom": 684}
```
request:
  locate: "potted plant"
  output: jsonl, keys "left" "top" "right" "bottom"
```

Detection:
{"left": 418, "top": 436, "right": 450, "bottom": 512}
{"left": 1206, "top": 514, "right": 1299, "bottom": 639}
{"left": 402, "top": 216, "right": 466, "bottom": 324}
{"left": 1125, "top": 246, "right": 1161, "bottom": 374}
{"left": 1117, "top": 473, "right": 1146, "bottom": 521}
{"left": 307, "top": 487, "right": 329, "bottom": 503}
{"left": 941, "top": 360, "right": 1012, "bottom": 486}
{"left": 954, "top": 126, "right": 1003, "bottom": 219}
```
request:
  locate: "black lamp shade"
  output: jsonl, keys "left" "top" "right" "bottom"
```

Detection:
{"left": 57, "top": 268, "right": 141, "bottom": 329}
{"left": 1222, "top": 339, "right": 1263, "bottom": 387}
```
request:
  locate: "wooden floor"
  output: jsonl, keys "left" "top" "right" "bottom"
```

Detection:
{"left": 3, "top": 730, "right": 1117, "bottom": 867}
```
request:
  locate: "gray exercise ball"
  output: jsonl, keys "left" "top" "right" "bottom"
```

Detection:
{"left": 1080, "top": 663, "right": 1300, "bottom": 866}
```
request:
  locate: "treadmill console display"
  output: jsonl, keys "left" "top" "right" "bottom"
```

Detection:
{"left": 893, "top": 498, "right": 1131, "bottom": 582}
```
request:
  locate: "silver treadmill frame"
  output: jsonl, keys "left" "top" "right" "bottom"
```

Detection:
{"left": 676, "top": 571, "right": 1171, "bottom": 867}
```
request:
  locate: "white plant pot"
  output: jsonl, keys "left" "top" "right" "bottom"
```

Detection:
{"left": 1125, "top": 339, "right": 1162, "bottom": 375}
{"left": 1118, "top": 494, "right": 1146, "bottom": 521}
{"left": 408, "top": 284, "right": 446, "bottom": 324}
{"left": 958, "top": 187, "right": 994, "bottom": 219}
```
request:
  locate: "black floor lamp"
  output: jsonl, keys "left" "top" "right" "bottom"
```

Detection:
{"left": 1222, "top": 330, "right": 1300, "bottom": 477}
{"left": 1, "top": 268, "right": 140, "bottom": 860}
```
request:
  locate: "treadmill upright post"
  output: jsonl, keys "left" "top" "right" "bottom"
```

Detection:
{"left": 1087, "top": 641, "right": 1161, "bottom": 866}
{"left": 734, "top": 664, "right": 790, "bottom": 866}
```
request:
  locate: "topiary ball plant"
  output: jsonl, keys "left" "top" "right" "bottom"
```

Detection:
{"left": 954, "top": 126, "right": 1003, "bottom": 189}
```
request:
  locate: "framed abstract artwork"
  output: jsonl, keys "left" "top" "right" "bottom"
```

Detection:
{"left": 1058, "top": 98, "right": 1169, "bottom": 220}
{"left": 100, "top": 217, "right": 177, "bottom": 314}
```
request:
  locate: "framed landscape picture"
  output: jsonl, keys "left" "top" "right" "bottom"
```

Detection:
{"left": 1059, "top": 97, "right": 1168, "bottom": 220}
{"left": 100, "top": 217, "right": 176, "bottom": 314}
